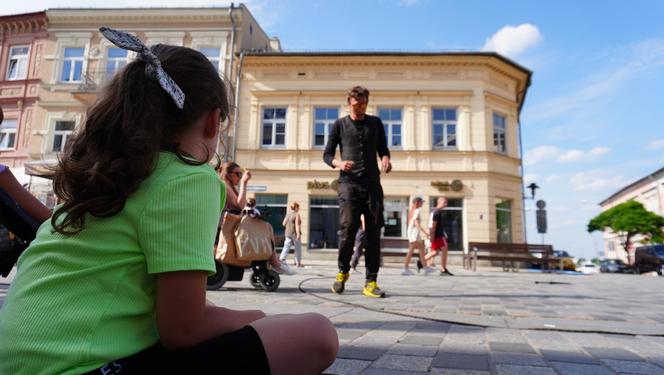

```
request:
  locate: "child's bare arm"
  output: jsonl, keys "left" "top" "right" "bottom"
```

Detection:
{"left": 156, "top": 271, "right": 265, "bottom": 350}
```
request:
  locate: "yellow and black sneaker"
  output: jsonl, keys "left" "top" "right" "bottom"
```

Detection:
{"left": 331, "top": 272, "right": 350, "bottom": 294}
{"left": 363, "top": 281, "right": 386, "bottom": 298}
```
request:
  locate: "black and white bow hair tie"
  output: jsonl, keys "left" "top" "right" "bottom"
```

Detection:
{"left": 99, "top": 26, "right": 185, "bottom": 109}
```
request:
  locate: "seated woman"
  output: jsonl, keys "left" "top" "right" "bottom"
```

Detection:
{"left": 219, "top": 162, "right": 294, "bottom": 275}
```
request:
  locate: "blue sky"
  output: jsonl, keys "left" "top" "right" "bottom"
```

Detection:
{"left": 4, "top": 0, "right": 664, "bottom": 259}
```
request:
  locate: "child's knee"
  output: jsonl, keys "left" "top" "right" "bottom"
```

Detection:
{"left": 302, "top": 313, "right": 338, "bottom": 360}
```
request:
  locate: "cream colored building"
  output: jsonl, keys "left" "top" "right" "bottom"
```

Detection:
{"left": 24, "top": 6, "right": 278, "bottom": 203}
{"left": 233, "top": 52, "right": 532, "bottom": 254}
{"left": 599, "top": 166, "right": 664, "bottom": 262}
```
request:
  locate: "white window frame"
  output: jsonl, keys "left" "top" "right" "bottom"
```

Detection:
{"left": 0, "top": 119, "right": 18, "bottom": 150}
{"left": 432, "top": 108, "right": 457, "bottom": 150}
{"left": 378, "top": 108, "right": 403, "bottom": 148}
{"left": 52, "top": 120, "right": 75, "bottom": 152}
{"left": 59, "top": 47, "right": 86, "bottom": 83}
{"left": 493, "top": 112, "right": 507, "bottom": 153}
{"left": 191, "top": 32, "right": 229, "bottom": 75}
{"left": 261, "top": 107, "right": 287, "bottom": 148}
{"left": 313, "top": 107, "right": 338, "bottom": 148}
{"left": 104, "top": 46, "right": 129, "bottom": 81}
{"left": 196, "top": 45, "right": 222, "bottom": 72}
{"left": 6, "top": 45, "right": 30, "bottom": 80}
{"left": 383, "top": 196, "right": 408, "bottom": 239}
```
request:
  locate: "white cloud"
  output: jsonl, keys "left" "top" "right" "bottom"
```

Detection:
{"left": 524, "top": 38, "right": 664, "bottom": 123}
{"left": 544, "top": 174, "right": 561, "bottom": 183}
{"left": 524, "top": 174, "right": 538, "bottom": 185}
{"left": 524, "top": 145, "right": 609, "bottom": 165}
{"left": 647, "top": 139, "right": 664, "bottom": 150}
{"left": 524, "top": 145, "right": 560, "bottom": 166}
{"left": 482, "top": 23, "right": 542, "bottom": 58}
{"left": 570, "top": 171, "right": 629, "bottom": 192}
{"left": 558, "top": 147, "right": 609, "bottom": 162}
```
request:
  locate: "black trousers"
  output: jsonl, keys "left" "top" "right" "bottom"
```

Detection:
{"left": 337, "top": 180, "right": 384, "bottom": 281}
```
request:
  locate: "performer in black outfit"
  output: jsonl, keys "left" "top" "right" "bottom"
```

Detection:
{"left": 323, "top": 86, "right": 392, "bottom": 298}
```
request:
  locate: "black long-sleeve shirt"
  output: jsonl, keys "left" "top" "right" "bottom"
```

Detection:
{"left": 323, "top": 114, "right": 391, "bottom": 184}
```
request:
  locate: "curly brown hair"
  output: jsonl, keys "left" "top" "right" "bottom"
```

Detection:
{"left": 51, "top": 44, "right": 230, "bottom": 235}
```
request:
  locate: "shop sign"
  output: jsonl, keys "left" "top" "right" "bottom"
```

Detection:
{"left": 431, "top": 179, "right": 463, "bottom": 192}
{"left": 307, "top": 179, "right": 339, "bottom": 191}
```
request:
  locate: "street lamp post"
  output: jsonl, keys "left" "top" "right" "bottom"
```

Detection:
{"left": 522, "top": 182, "right": 540, "bottom": 244}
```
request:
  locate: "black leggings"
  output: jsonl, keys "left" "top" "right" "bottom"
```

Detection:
{"left": 85, "top": 325, "right": 270, "bottom": 374}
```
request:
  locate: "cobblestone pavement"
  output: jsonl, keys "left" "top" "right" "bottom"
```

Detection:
{"left": 2, "top": 261, "right": 664, "bottom": 374}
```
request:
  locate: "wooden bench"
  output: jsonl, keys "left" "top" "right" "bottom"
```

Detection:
{"left": 464, "top": 242, "right": 563, "bottom": 272}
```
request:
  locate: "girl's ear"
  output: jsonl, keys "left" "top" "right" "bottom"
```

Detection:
{"left": 203, "top": 108, "right": 221, "bottom": 139}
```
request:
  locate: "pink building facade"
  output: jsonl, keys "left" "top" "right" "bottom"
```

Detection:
{"left": 0, "top": 12, "right": 48, "bottom": 171}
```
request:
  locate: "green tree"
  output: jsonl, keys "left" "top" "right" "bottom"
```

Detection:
{"left": 587, "top": 200, "right": 664, "bottom": 263}
{"left": 576, "top": 257, "right": 586, "bottom": 266}
{"left": 590, "top": 257, "right": 601, "bottom": 266}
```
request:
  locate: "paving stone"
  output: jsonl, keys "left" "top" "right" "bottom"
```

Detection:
{"left": 583, "top": 347, "right": 642, "bottom": 361}
{"left": 439, "top": 343, "right": 488, "bottom": 355}
{"left": 338, "top": 346, "right": 389, "bottom": 361}
{"left": 399, "top": 335, "right": 444, "bottom": 346}
{"left": 324, "top": 358, "right": 371, "bottom": 375}
{"left": 490, "top": 352, "right": 548, "bottom": 366}
{"left": 488, "top": 342, "right": 536, "bottom": 353}
{"left": 430, "top": 369, "right": 489, "bottom": 375}
{"left": 431, "top": 352, "right": 489, "bottom": 371}
{"left": 362, "top": 369, "right": 428, "bottom": 375}
{"left": 601, "top": 359, "right": 664, "bottom": 374}
{"left": 550, "top": 361, "right": 616, "bottom": 375}
{"left": 387, "top": 343, "right": 439, "bottom": 357}
{"left": 494, "top": 364, "right": 557, "bottom": 375}
{"left": 540, "top": 350, "right": 599, "bottom": 364}
{"left": 371, "top": 354, "right": 433, "bottom": 372}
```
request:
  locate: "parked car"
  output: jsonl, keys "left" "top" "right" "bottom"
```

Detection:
{"left": 553, "top": 250, "right": 576, "bottom": 271}
{"left": 634, "top": 245, "right": 664, "bottom": 275}
{"left": 599, "top": 259, "right": 628, "bottom": 273}
{"left": 578, "top": 263, "right": 599, "bottom": 274}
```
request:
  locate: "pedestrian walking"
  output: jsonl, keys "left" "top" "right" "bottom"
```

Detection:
{"left": 402, "top": 197, "right": 432, "bottom": 275}
{"left": 323, "top": 85, "right": 392, "bottom": 298}
{"left": 279, "top": 202, "right": 303, "bottom": 267}
{"left": 350, "top": 214, "right": 367, "bottom": 272}
{"left": 0, "top": 28, "right": 337, "bottom": 375}
{"left": 425, "top": 197, "right": 454, "bottom": 276}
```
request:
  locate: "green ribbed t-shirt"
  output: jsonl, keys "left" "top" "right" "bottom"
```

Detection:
{"left": 0, "top": 152, "right": 225, "bottom": 375}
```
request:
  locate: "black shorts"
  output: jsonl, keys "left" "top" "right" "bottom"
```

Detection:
{"left": 84, "top": 325, "right": 270, "bottom": 374}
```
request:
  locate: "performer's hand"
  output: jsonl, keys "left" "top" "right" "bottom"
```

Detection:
{"left": 338, "top": 160, "right": 355, "bottom": 172}
{"left": 381, "top": 157, "right": 392, "bottom": 174}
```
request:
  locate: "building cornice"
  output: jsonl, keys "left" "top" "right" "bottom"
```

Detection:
{"left": 242, "top": 54, "right": 531, "bottom": 111}
{"left": 250, "top": 89, "right": 474, "bottom": 98}
{"left": 46, "top": 8, "right": 242, "bottom": 27}
{"left": 0, "top": 12, "right": 48, "bottom": 36}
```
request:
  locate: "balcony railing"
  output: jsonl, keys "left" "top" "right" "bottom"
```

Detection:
{"left": 76, "top": 70, "right": 117, "bottom": 92}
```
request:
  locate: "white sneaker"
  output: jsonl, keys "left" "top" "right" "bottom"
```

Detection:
{"left": 424, "top": 267, "right": 436, "bottom": 275}
{"left": 401, "top": 268, "right": 414, "bottom": 275}
{"left": 273, "top": 261, "right": 295, "bottom": 275}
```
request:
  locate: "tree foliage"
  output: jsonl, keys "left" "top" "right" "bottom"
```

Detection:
{"left": 587, "top": 200, "right": 664, "bottom": 261}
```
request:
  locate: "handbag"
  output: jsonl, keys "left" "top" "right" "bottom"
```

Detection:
{"left": 215, "top": 212, "right": 251, "bottom": 267}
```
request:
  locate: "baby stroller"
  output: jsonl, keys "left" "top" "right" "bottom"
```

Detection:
{"left": 207, "top": 209, "right": 280, "bottom": 292}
